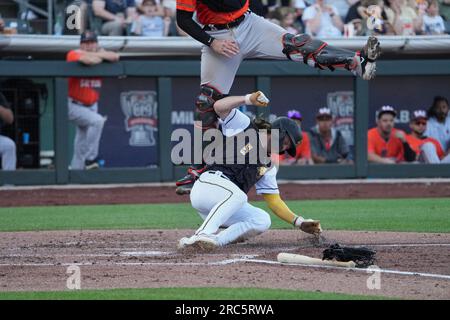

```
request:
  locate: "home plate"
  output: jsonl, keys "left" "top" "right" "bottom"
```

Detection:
{"left": 120, "top": 251, "right": 172, "bottom": 257}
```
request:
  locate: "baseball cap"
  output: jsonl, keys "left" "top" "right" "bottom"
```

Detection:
{"left": 80, "top": 30, "right": 98, "bottom": 43}
{"left": 287, "top": 109, "right": 302, "bottom": 120}
{"left": 411, "top": 109, "right": 428, "bottom": 121}
{"left": 377, "top": 105, "right": 397, "bottom": 119}
{"left": 316, "top": 107, "right": 332, "bottom": 120}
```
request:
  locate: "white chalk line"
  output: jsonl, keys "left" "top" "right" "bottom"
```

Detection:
{"left": 365, "top": 243, "right": 450, "bottom": 248}
{"left": 244, "top": 259, "right": 450, "bottom": 281}
{"left": 0, "top": 256, "right": 258, "bottom": 267}
{"left": 0, "top": 254, "right": 449, "bottom": 282}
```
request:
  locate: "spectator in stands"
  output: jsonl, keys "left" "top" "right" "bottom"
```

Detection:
{"left": 345, "top": 0, "right": 363, "bottom": 23}
{"left": 302, "top": 0, "right": 345, "bottom": 37}
{"left": 425, "top": 96, "right": 450, "bottom": 154}
{"left": 292, "top": 0, "right": 307, "bottom": 33}
{"left": 309, "top": 108, "right": 353, "bottom": 164}
{"left": 131, "top": 0, "right": 169, "bottom": 36}
{"left": 406, "top": 109, "right": 450, "bottom": 163}
{"left": 162, "top": 0, "right": 187, "bottom": 36}
{"left": 0, "top": 16, "right": 5, "bottom": 34}
{"left": 0, "top": 92, "right": 16, "bottom": 171}
{"left": 368, "top": 105, "right": 415, "bottom": 164}
{"left": 346, "top": 0, "right": 394, "bottom": 35}
{"left": 385, "top": 0, "right": 425, "bottom": 35}
{"left": 422, "top": 0, "right": 446, "bottom": 34}
{"left": 329, "top": 0, "right": 360, "bottom": 20}
{"left": 438, "top": 0, "right": 450, "bottom": 22}
{"left": 92, "top": 0, "right": 137, "bottom": 36}
{"left": 278, "top": 110, "right": 313, "bottom": 165}
{"left": 278, "top": 7, "right": 302, "bottom": 34}
{"left": 67, "top": 31, "right": 119, "bottom": 170}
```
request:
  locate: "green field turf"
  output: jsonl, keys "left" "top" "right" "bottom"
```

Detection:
{"left": 0, "top": 198, "right": 449, "bottom": 233}
{"left": 0, "top": 287, "right": 390, "bottom": 300}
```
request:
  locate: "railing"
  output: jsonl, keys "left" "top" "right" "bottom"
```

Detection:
{"left": 0, "top": 58, "right": 449, "bottom": 185}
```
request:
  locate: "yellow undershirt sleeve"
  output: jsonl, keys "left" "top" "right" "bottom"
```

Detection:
{"left": 262, "top": 194, "right": 298, "bottom": 226}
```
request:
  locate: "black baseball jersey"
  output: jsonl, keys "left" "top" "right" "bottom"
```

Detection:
{"left": 206, "top": 109, "right": 279, "bottom": 195}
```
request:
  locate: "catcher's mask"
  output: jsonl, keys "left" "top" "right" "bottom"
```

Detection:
{"left": 271, "top": 117, "right": 302, "bottom": 157}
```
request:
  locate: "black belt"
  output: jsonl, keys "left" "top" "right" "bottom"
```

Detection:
{"left": 70, "top": 98, "right": 93, "bottom": 107}
{"left": 206, "top": 170, "right": 230, "bottom": 181}
{"left": 203, "top": 13, "right": 246, "bottom": 31}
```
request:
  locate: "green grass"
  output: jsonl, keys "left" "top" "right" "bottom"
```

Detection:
{"left": 0, "top": 287, "right": 390, "bottom": 300}
{"left": 0, "top": 198, "right": 449, "bottom": 233}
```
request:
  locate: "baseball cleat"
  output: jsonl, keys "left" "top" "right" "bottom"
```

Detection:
{"left": 359, "top": 36, "right": 381, "bottom": 80}
{"left": 178, "top": 234, "right": 219, "bottom": 251}
{"left": 192, "top": 234, "right": 220, "bottom": 250}
{"left": 85, "top": 158, "right": 101, "bottom": 170}
{"left": 177, "top": 236, "right": 196, "bottom": 250}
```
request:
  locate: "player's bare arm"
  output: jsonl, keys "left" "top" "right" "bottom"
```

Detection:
{"left": 368, "top": 152, "right": 396, "bottom": 164}
{"left": 78, "top": 50, "right": 119, "bottom": 65}
{"left": 213, "top": 91, "right": 269, "bottom": 119}
{"left": 95, "top": 49, "right": 120, "bottom": 62}
{"left": 0, "top": 105, "right": 14, "bottom": 125}
{"left": 77, "top": 52, "right": 103, "bottom": 65}
{"left": 311, "top": 153, "right": 327, "bottom": 164}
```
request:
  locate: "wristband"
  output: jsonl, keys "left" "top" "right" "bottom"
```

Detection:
{"left": 245, "top": 94, "right": 252, "bottom": 105}
{"left": 293, "top": 216, "right": 304, "bottom": 227}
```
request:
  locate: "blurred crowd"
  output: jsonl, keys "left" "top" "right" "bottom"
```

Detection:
{"left": 0, "top": 0, "right": 449, "bottom": 36}
{"left": 275, "top": 95, "right": 450, "bottom": 166}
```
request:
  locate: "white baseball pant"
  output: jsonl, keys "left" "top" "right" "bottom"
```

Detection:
{"left": 201, "top": 12, "right": 290, "bottom": 94}
{"left": 190, "top": 171, "right": 271, "bottom": 246}
{"left": 68, "top": 99, "right": 105, "bottom": 170}
{"left": 420, "top": 142, "right": 450, "bottom": 164}
{"left": 0, "top": 135, "right": 16, "bottom": 170}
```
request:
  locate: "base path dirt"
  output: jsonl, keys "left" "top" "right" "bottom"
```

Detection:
{"left": 1, "top": 182, "right": 450, "bottom": 207}
{"left": 0, "top": 229, "right": 449, "bottom": 299}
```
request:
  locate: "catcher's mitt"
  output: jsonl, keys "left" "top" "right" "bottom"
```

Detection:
{"left": 322, "top": 243, "right": 376, "bottom": 268}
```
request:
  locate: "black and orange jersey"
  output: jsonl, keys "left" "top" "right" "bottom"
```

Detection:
{"left": 176, "top": 0, "right": 249, "bottom": 25}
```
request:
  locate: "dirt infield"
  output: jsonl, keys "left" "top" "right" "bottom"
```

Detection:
{"left": 1, "top": 182, "right": 450, "bottom": 207}
{"left": 1, "top": 182, "right": 449, "bottom": 299}
{"left": 0, "top": 229, "right": 449, "bottom": 299}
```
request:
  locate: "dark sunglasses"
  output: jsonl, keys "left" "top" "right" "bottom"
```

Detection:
{"left": 414, "top": 121, "right": 427, "bottom": 126}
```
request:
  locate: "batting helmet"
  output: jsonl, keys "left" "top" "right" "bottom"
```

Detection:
{"left": 271, "top": 116, "right": 302, "bottom": 157}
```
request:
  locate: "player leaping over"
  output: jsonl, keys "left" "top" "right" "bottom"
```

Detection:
{"left": 178, "top": 91, "right": 322, "bottom": 250}
{"left": 175, "top": 0, "right": 381, "bottom": 194}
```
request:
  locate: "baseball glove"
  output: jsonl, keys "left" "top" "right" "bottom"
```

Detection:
{"left": 299, "top": 219, "right": 322, "bottom": 236}
{"left": 322, "top": 243, "right": 376, "bottom": 268}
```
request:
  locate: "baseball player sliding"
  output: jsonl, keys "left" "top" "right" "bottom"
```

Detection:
{"left": 178, "top": 91, "right": 322, "bottom": 250}
{"left": 175, "top": 0, "right": 381, "bottom": 194}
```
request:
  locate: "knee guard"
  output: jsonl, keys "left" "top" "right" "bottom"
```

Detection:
{"left": 282, "top": 33, "right": 357, "bottom": 71}
{"left": 194, "top": 85, "right": 226, "bottom": 131}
